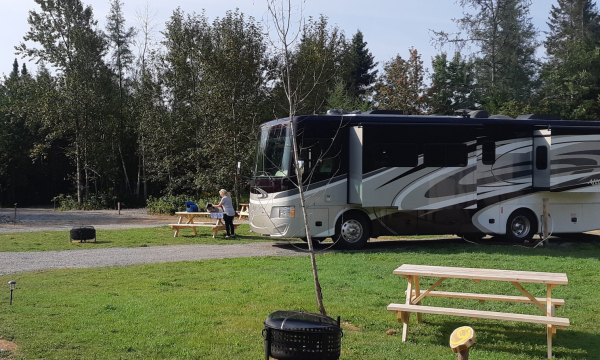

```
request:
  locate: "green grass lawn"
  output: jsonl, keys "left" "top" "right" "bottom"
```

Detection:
{"left": 0, "top": 225, "right": 274, "bottom": 252}
{"left": 0, "top": 225, "right": 459, "bottom": 252}
{"left": 1, "top": 240, "right": 599, "bottom": 359}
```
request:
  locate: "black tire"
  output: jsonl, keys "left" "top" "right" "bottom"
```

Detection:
{"left": 505, "top": 209, "right": 537, "bottom": 243}
{"left": 333, "top": 212, "right": 370, "bottom": 250}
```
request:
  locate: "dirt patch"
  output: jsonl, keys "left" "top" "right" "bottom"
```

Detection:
{"left": 0, "top": 339, "right": 18, "bottom": 352}
{"left": 342, "top": 321, "right": 360, "bottom": 332}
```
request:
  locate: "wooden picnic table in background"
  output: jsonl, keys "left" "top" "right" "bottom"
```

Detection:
{"left": 238, "top": 203, "right": 249, "bottom": 220}
{"left": 168, "top": 212, "right": 239, "bottom": 238}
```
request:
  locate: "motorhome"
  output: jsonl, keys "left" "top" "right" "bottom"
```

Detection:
{"left": 249, "top": 110, "right": 600, "bottom": 249}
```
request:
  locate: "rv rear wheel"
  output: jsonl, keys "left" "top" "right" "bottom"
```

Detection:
{"left": 333, "top": 212, "right": 370, "bottom": 250}
{"left": 506, "top": 209, "right": 537, "bottom": 243}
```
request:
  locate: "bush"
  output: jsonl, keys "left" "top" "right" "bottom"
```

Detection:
{"left": 53, "top": 191, "right": 147, "bottom": 211}
{"left": 53, "top": 193, "right": 114, "bottom": 211}
{"left": 146, "top": 193, "right": 221, "bottom": 215}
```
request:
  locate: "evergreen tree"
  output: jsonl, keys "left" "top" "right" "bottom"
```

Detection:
{"left": 542, "top": 0, "right": 600, "bottom": 119}
{"left": 427, "top": 52, "right": 478, "bottom": 115}
{"left": 432, "top": 0, "right": 539, "bottom": 110}
{"left": 347, "top": 30, "right": 378, "bottom": 100}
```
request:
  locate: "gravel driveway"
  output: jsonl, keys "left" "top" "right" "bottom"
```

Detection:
{"left": 0, "top": 207, "right": 176, "bottom": 233}
{"left": 0, "top": 242, "right": 307, "bottom": 275}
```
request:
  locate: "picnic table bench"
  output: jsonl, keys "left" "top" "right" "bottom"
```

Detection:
{"left": 169, "top": 212, "right": 239, "bottom": 238}
{"left": 387, "top": 264, "right": 569, "bottom": 359}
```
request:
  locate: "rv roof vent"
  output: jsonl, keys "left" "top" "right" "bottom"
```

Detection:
{"left": 369, "top": 109, "right": 404, "bottom": 115}
{"left": 469, "top": 110, "right": 489, "bottom": 118}
{"left": 516, "top": 114, "right": 560, "bottom": 120}
{"left": 489, "top": 114, "right": 513, "bottom": 119}
{"left": 455, "top": 109, "right": 489, "bottom": 118}
{"left": 326, "top": 109, "right": 349, "bottom": 115}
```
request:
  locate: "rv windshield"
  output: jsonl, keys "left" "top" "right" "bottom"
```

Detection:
{"left": 254, "top": 124, "right": 292, "bottom": 177}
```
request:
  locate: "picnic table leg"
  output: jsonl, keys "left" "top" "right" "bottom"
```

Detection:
{"left": 547, "top": 284, "right": 553, "bottom": 359}
{"left": 402, "top": 276, "right": 414, "bottom": 342}
{"left": 173, "top": 228, "right": 179, "bottom": 238}
{"left": 177, "top": 216, "right": 183, "bottom": 224}
{"left": 414, "top": 277, "right": 423, "bottom": 323}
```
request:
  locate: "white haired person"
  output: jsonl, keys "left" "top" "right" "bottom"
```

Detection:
{"left": 215, "top": 189, "right": 236, "bottom": 238}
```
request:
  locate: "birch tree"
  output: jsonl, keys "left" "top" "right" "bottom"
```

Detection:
{"left": 265, "top": 0, "right": 327, "bottom": 316}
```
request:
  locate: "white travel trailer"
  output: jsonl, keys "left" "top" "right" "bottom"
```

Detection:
{"left": 249, "top": 110, "right": 600, "bottom": 249}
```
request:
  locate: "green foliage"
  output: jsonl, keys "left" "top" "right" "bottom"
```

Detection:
{"left": 146, "top": 194, "right": 215, "bottom": 215}
{"left": 1, "top": 241, "right": 600, "bottom": 359}
{"left": 374, "top": 48, "right": 427, "bottom": 114}
{"left": 432, "top": 0, "right": 539, "bottom": 108}
{"left": 54, "top": 192, "right": 115, "bottom": 211}
{"left": 427, "top": 52, "right": 479, "bottom": 115}
{"left": 327, "top": 80, "right": 371, "bottom": 112}
{"left": 541, "top": 0, "right": 600, "bottom": 119}
{"left": 344, "top": 30, "right": 378, "bottom": 101}
{"left": 272, "top": 15, "right": 348, "bottom": 117}
{"left": 144, "top": 192, "right": 254, "bottom": 215}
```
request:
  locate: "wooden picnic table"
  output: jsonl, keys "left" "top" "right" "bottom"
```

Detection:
{"left": 238, "top": 203, "right": 249, "bottom": 220}
{"left": 168, "top": 212, "right": 239, "bottom": 238}
{"left": 387, "top": 264, "right": 569, "bottom": 359}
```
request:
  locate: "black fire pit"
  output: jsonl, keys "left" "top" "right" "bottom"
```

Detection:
{"left": 263, "top": 310, "right": 342, "bottom": 360}
{"left": 70, "top": 226, "right": 96, "bottom": 243}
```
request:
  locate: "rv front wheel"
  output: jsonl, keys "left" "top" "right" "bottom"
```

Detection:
{"left": 333, "top": 212, "right": 370, "bottom": 250}
{"left": 506, "top": 209, "right": 537, "bottom": 243}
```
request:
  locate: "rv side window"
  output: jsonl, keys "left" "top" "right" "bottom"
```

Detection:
{"left": 424, "top": 143, "right": 468, "bottom": 167}
{"left": 372, "top": 143, "right": 418, "bottom": 168}
{"left": 482, "top": 141, "right": 496, "bottom": 165}
{"left": 536, "top": 146, "right": 548, "bottom": 170}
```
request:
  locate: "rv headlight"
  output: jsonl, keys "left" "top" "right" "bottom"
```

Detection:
{"left": 278, "top": 206, "right": 295, "bottom": 218}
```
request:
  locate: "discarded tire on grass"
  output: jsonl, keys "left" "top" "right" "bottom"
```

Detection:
{"left": 70, "top": 226, "right": 96, "bottom": 243}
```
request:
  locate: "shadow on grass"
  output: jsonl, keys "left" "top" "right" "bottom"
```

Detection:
{"left": 349, "top": 234, "right": 600, "bottom": 261}
{"left": 427, "top": 319, "right": 596, "bottom": 359}
{"left": 70, "top": 240, "right": 112, "bottom": 245}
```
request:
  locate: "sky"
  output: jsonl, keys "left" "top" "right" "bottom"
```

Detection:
{"left": 1, "top": 0, "right": 554, "bottom": 78}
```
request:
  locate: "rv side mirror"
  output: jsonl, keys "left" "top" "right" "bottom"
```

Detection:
{"left": 297, "top": 160, "right": 305, "bottom": 176}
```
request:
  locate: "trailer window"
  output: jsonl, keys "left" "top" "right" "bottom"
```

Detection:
{"left": 536, "top": 146, "right": 548, "bottom": 170}
{"left": 424, "top": 143, "right": 468, "bottom": 167}
{"left": 482, "top": 141, "right": 496, "bottom": 165}
{"left": 372, "top": 143, "right": 418, "bottom": 168}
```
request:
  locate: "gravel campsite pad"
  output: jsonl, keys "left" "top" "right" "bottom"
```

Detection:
{"left": 0, "top": 207, "right": 175, "bottom": 233}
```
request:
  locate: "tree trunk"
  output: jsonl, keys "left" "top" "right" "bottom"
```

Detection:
{"left": 136, "top": 154, "right": 141, "bottom": 197}
{"left": 76, "top": 138, "right": 82, "bottom": 204}
{"left": 290, "top": 114, "right": 327, "bottom": 316}
{"left": 119, "top": 143, "right": 131, "bottom": 193}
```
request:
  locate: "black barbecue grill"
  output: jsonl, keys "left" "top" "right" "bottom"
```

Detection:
{"left": 263, "top": 310, "right": 342, "bottom": 360}
{"left": 70, "top": 226, "right": 96, "bottom": 243}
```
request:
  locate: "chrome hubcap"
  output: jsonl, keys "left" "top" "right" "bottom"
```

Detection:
{"left": 511, "top": 215, "right": 531, "bottom": 238}
{"left": 341, "top": 219, "right": 363, "bottom": 243}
